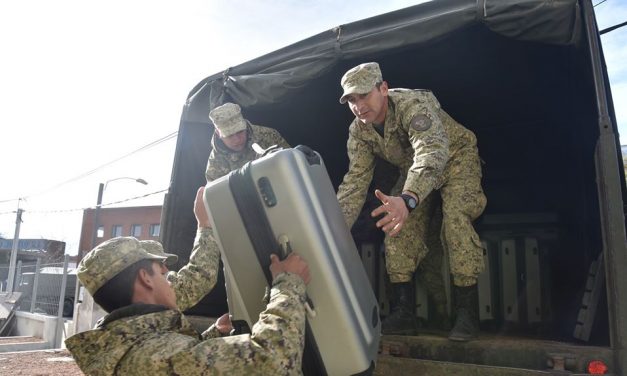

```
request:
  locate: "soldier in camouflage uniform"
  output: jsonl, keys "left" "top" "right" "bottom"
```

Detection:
{"left": 206, "top": 102, "right": 290, "bottom": 181}
{"left": 65, "top": 227, "right": 311, "bottom": 375}
{"left": 140, "top": 186, "right": 220, "bottom": 311}
{"left": 337, "top": 62, "right": 487, "bottom": 341}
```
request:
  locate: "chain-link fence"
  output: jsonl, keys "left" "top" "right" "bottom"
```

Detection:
{"left": 0, "top": 258, "right": 75, "bottom": 317}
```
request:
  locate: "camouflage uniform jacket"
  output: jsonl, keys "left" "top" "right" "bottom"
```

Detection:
{"left": 65, "top": 273, "right": 307, "bottom": 376}
{"left": 167, "top": 227, "right": 220, "bottom": 312}
{"left": 205, "top": 123, "right": 290, "bottom": 181}
{"left": 337, "top": 89, "right": 479, "bottom": 227}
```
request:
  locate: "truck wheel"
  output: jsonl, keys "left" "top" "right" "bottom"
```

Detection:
{"left": 63, "top": 298, "right": 74, "bottom": 317}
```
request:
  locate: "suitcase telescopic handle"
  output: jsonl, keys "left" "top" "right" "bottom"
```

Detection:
{"left": 278, "top": 234, "right": 317, "bottom": 319}
{"left": 294, "top": 145, "right": 321, "bottom": 165}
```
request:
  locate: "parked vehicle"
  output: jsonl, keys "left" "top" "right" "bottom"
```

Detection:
{"left": 162, "top": 0, "right": 626, "bottom": 373}
{"left": 18, "top": 267, "right": 76, "bottom": 317}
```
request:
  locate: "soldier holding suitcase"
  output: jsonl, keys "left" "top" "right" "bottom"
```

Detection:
{"left": 65, "top": 230, "right": 311, "bottom": 374}
{"left": 337, "top": 62, "right": 487, "bottom": 341}
{"left": 206, "top": 102, "right": 290, "bottom": 181}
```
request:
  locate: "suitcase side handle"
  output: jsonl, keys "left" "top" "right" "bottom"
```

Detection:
{"left": 279, "top": 234, "right": 317, "bottom": 319}
{"left": 229, "top": 163, "right": 278, "bottom": 285}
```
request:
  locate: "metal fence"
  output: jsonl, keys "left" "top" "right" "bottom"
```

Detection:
{"left": 0, "top": 255, "right": 75, "bottom": 317}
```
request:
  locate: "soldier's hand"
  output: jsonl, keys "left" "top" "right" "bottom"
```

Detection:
{"left": 270, "top": 253, "right": 311, "bottom": 285}
{"left": 194, "top": 186, "right": 212, "bottom": 229}
{"left": 215, "top": 313, "right": 233, "bottom": 334}
{"left": 371, "top": 189, "right": 408, "bottom": 237}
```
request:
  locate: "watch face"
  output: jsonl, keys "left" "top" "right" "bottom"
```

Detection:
{"left": 402, "top": 194, "right": 417, "bottom": 209}
{"left": 408, "top": 197, "right": 417, "bottom": 209}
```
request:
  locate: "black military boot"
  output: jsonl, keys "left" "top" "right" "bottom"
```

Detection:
{"left": 448, "top": 284, "right": 479, "bottom": 341}
{"left": 382, "top": 282, "right": 419, "bottom": 335}
{"left": 430, "top": 290, "right": 452, "bottom": 331}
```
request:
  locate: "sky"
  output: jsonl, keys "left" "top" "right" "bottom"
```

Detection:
{"left": 0, "top": 0, "right": 625, "bottom": 256}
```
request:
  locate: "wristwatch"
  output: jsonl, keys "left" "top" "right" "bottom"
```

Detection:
{"left": 400, "top": 194, "right": 418, "bottom": 212}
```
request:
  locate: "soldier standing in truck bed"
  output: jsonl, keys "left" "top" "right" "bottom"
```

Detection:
{"left": 337, "top": 62, "right": 487, "bottom": 341}
{"left": 205, "top": 102, "right": 290, "bottom": 181}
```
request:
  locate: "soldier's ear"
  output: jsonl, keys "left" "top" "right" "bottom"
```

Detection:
{"left": 136, "top": 267, "right": 155, "bottom": 290}
{"left": 380, "top": 81, "right": 389, "bottom": 96}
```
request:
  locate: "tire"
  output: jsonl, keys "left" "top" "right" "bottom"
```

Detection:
{"left": 63, "top": 298, "right": 74, "bottom": 317}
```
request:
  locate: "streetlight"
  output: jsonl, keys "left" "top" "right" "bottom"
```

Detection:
{"left": 103, "top": 177, "right": 148, "bottom": 191}
{"left": 90, "top": 177, "right": 148, "bottom": 249}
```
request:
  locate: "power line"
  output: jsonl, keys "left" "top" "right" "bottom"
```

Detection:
{"left": 0, "top": 197, "right": 21, "bottom": 204}
{"left": 594, "top": 0, "right": 608, "bottom": 7}
{"left": 0, "top": 131, "right": 177, "bottom": 203}
{"left": 32, "top": 131, "right": 177, "bottom": 196}
{"left": 95, "top": 188, "right": 169, "bottom": 209}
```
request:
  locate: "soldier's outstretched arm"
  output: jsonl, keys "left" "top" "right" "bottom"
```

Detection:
{"left": 337, "top": 130, "right": 376, "bottom": 228}
{"left": 371, "top": 189, "right": 411, "bottom": 237}
{"left": 401, "top": 92, "right": 450, "bottom": 202}
{"left": 168, "top": 186, "right": 221, "bottom": 311}
{"left": 170, "top": 253, "right": 310, "bottom": 375}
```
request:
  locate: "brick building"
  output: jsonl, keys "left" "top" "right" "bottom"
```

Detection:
{"left": 78, "top": 206, "right": 162, "bottom": 258}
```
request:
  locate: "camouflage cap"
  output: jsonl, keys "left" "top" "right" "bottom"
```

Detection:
{"left": 77, "top": 236, "right": 167, "bottom": 296}
{"left": 339, "top": 62, "right": 383, "bottom": 104}
{"left": 140, "top": 240, "right": 178, "bottom": 266}
{"left": 209, "top": 103, "right": 248, "bottom": 137}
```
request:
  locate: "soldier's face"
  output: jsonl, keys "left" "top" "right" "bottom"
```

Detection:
{"left": 151, "top": 261, "right": 178, "bottom": 309}
{"left": 220, "top": 130, "right": 248, "bottom": 152}
{"left": 346, "top": 82, "right": 389, "bottom": 124}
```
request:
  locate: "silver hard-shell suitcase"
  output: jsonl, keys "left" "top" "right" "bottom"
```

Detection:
{"left": 204, "top": 146, "right": 380, "bottom": 375}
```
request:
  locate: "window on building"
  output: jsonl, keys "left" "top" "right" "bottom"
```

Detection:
{"left": 149, "top": 224, "right": 160, "bottom": 237}
{"left": 97, "top": 226, "right": 104, "bottom": 238}
{"left": 131, "top": 224, "right": 142, "bottom": 237}
{"left": 111, "top": 225, "right": 123, "bottom": 237}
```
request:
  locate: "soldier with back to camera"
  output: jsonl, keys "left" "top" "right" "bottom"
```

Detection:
{"left": 65, "top": 208, "right": 311, "bottom": 374}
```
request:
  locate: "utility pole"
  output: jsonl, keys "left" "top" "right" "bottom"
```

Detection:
{"left": 6, "top": 207, "right": 24, "bottom": 294}
{"left": 90, "top": 183, "right": 104, "bottom": 250}
{"left": 73, "top": 183, "right": 104, "bottom": 335}
{"left": 74, "top": 178, "right": 146, "bottom": 336}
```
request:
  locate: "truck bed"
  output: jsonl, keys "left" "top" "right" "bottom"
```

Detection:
{"left": 377, "top": 333, "right": 612, "bottom": 374}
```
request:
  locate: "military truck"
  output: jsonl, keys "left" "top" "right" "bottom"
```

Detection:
{"left": 161, "top": 0, "right": 626, "bottom": 374}
{"left": 18, "top": 267, "right": 76, "bottom": 317}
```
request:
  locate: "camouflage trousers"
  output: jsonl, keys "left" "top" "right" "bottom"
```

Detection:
{"left": 386, "top": 145, "right": 487, "bottom": 287}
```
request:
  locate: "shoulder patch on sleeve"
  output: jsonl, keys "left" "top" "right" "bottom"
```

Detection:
{"left": 410, "top": 114, "right": 432, "bottom": 132}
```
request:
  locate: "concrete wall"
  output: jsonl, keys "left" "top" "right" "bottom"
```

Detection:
{"left": 70, "top": 292, "right": 105, "bottom": 337}
{"left": 0, "top": 311, "right": 64, "bottom": 352}
{"left": 13, "top": 311, "right": 57, "bottom": 342}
